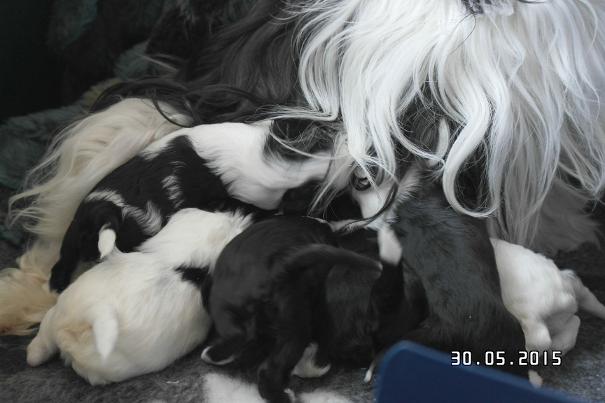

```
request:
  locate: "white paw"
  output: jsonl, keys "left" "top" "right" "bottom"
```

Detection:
{"left": 528, "top": 370, "right": 543, "bottom": 388}
{"left": 26, "top": 344, "right": 46, "bottom": 367}
{"left": 292, "top": 343, "right": 331, "bottom": 378}
{"left": 377, "top": 226, "right": 402, "bottom": 265}
{"left": 97, "top": 227, "right": 117, "bottom": 259}
{"left": 201, "top": 346, "right": 236, "bottom": 366}
{"left": 363, "top": 359, "right": 378, "bottom": 383}
{"left": 285, "top": 388, "right": 296, "bottom": 402}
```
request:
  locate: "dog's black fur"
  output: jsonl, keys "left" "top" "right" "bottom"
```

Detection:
{"left": 50, "top": 115, "right": 337, "bottom": 292}
{"left": 389, "top": 183, "right": 527, "bottom": 377}
{"left": 49, "top": 134, "right": 264, "bottom": 292}
{"left": 204, "top": 216, "right": 417, "bottom": 403}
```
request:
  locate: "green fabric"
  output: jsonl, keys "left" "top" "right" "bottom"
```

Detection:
{"left": 0, "top": 0, "right": 257, "bottom": 244}
{"left": 114, "top": 42, "right": 153, "bottom": 80}
{"left": 0, "top": 104, "right": 85, "bottom": 190}
{"left": 0, "top": 0, "right": 62, "bottom": 119}
{"left": 46, "top": 0, "right": 98, "bottom": 53}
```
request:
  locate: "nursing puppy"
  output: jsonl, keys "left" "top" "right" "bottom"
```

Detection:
{"left": 27, "top": 208, "right": 253, "bottom": 385}
{"left": 350, "top": 168, "right": 527, "bottom": 379}
{"left": 203, "top": 217, "right": 416, "bottom": 403}
{"left": 50, "top": 120, "right": 331, "bottom": 292}
{"left": 492, "top": 239, "right": 605, "bottom": 355}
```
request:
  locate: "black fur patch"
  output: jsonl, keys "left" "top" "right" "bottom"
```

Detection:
{"left": 175, "top": 266, "right": 210, "bottom": 287}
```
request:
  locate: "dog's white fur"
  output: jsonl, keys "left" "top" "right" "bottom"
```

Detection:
{"left": 1, "top": 99, "right": 190, "bottom": 335}
{"left": 26, "top": 209, "right": 253, "bottom": 384}
{"left": 203, "top": 372, "right": 352, "bottom": 403}
{"left": 284, "top": 0, "right": 605, "bottom": 251}
{"left": 2, "top": 112, "right": 332, "bottom": 335}
{"left": 146, "top": 121, "right": 332, "bottom": 210}
{"left": 492, "top": 238, "right": 605, "bottom": 354}
{"left": 291, "top": 343, "right": 331, "bottom": 379}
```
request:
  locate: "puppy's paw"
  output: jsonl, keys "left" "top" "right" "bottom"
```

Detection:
{"left": 528, "top": 370, "right": 543, "bottom": 388}
{"left": 377, "top": 226, "right": 402, "bottom": 265}
{"left": 201, "top": 345, "right": 236, "bottom": 366}
{"left": 26, "top": 339, "right": 52, "bottom": 367}
{"left": 284, "top": 388, "right": 296, "bottom": 403}
{"left": 292, "top": 343, "right": 331, "bottom": 378}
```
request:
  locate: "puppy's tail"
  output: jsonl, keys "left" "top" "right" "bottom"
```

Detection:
{"left": 89, "top": 304, "right": 119, "bottom": 360}
{"left": 563, "top": 270, "right": 605, "bottom": 320}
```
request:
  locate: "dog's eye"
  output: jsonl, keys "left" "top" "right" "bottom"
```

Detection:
{"left": 352, "top": 175, "right": 371, "bottom": 191}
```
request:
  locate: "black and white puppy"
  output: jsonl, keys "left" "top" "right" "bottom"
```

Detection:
{"left": 351, "top": 167, "right": 528, "bottom": 379}
{"left": 49, "top": 120, "right": 332, "bottom": 291}
{"left": 202, "top": 216, "right": 417, "bottom": 403}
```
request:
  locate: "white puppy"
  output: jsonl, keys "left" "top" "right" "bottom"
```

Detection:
{"left": 26, "top": 208, "right": 253, "bottom": 385}
{"left": 492, "top": 239, "right": 605, "bottom": 354}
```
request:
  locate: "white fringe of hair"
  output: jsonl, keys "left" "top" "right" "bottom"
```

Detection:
{"left": 285, "top": 0, "right": 605, "bottom": 248}
{"left": 0, "top": 98, "right": 190, "bottom": 335}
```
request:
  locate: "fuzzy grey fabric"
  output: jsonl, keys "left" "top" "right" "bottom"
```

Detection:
{"left": 0, "top": 187, "right": 603, "bottom": 402}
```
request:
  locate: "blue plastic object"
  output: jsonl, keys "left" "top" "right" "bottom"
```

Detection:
{"left": 376, "top": 342, "right": 585, "bottom": 403}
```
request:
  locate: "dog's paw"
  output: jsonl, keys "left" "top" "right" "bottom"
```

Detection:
{"left": 201, "top": 345, "right": 236, "bottom": 366}
{"left": 26, "top": 339, "right": 51, "bottom": 367}
{"left": 292, "top": 343, "right": 331, "bottom": 378}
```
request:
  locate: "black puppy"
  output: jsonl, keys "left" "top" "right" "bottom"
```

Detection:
{"left": 351, "top": 175, "right": 528, "bottom": 378}
{"left": 396, "top": 185, "right": 526, "bottom": 376}
{"left": 203, "top": 216, "right": 416, "bottom": 403}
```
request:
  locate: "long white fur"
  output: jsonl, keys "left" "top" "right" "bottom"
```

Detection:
{"left": 26, "top": 209, "right": 253, "bottom": 384}
{"left": 285, "top": 0, "right": 605, "bottom": 250}
{"left": 1, "top": 99, "right": 190, "bottom": 335}
{"left": 491, "top": 238, "right": 605, "bottom": 355}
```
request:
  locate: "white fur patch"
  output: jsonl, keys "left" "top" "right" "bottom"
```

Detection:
{"left": 203, "top": 373, "right": 265, "bottom": 403}
{"left": 201, "top": 346, "right": 236, "bottom": 366}
{"left": 528, "top": 370, "right": 543, "bottom": 388}
{"left": 300, "top": 391, "right": 352, "bottom": 403}
{"left": 161, "top": 174, "right": 184, "bottom": 209}
{"left": 377, "top": 226, "right": 402, "bottom": 265}
{"left": 203, "top": 373, "right": 352, "bottom": 403}
{"left": 98, "top": 226, "right": 117, "bottom": 259}
{"left": 363, "top": 361, "right": 376, "bottom": 384}
{"left": 562, "top": 269, "right": 605, "bottom": 320}
{"left": 490, "top": 238, "right": 603, "bottom": 356}
{"left": 186, "top": 121, "right": 332, "bottom": 210}
{"left": 128, "top": 201, "right": 163, "bottom": 236}
{"left": 292, "top": 343, "right": 331, "bottom": 378}
{"left": 86, "top": 190, "right": 127, "bottom": 207}
{"left": 91, "top": 305, "right": 119, "bottom": 360}
{"left": 87, "top": 191, "right": 163, "bottom": 237}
